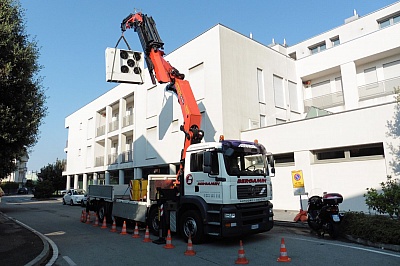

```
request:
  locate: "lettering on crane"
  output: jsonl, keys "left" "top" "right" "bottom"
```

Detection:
{"left": 198, "top": 182, "right": 220, "bottom": 186}
{"left": 238, "top": 144, "right": 257, "bottom": 149}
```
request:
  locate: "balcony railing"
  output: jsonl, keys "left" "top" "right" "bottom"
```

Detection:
{"left": 121, "top": 150, "right": 133, "bottom": 163}
{"left": 108, "top": 153, "right": 118, "bottom": 165}
{"left": 123, "top": 114, "right": 133, "bottom": 127}
{"left": 96, "top": 125, "right": 105, "bottom": 137}
{"left": 358, "top": 76, "right": 399, "bottom": 101}
{"left": 95, "top": 156, "right": 104, "bottom": 167}
{"left": 108, "top": 120, "right": 119, "bottom": 132}
{"left": 304, "top": 91, "right": 344, "bottom": 110}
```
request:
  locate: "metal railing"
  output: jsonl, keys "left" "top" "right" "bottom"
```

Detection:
{"left": 95, "top": 156, "right": 104, "bottom": 167}
{"left": 108, "top": 120, "right": 119, "bottom": 133}
{"left": 96, "top": 125, "right": 105, "bottom": 137}
{"left": 107, "top": 153, "right": 118, "bottom": 165}
{"left": 123, "top": 114, "right": 133, "bottom": 127}
{"left": 304, "top": 91, "right": 344, "bottom": 110}
{"left": 121, "top": 150, "right": 133, "bottom": 163}
{"left": 358, "top": 76, "right": 399, "bottom": 101}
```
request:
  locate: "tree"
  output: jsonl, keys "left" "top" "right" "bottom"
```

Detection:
{"left": 387, "top": 86, "right": 400, "bottom": 174}
{"left": 0, "top": 0, "right": 47, "bottom": 179}
{"left": 37, "top": 159, "right": 66, "bottom": 194}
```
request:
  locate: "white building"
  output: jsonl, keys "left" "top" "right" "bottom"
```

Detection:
{"left": 63, "top": 2, "right": 400, "bottom": 212}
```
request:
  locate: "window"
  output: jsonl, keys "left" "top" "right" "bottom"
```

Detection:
{"left": 309, "top": 42, "right": 326, "bottom": 54}
{"left": 288, "top": 81, "right": 299, "bottom": 112}
{"left": 260, "top": 115, "right": 266, "bottom": 128}
{"left": 313, "top": 143, "right": 384, "bottom": 163}
{"left": 274, "top": 153, "right": 295, "bottom": 165}
{"left": 383, "top": 60, "right": 400, "bottom": 80}
{"left": 349, "top": 143, "right": 384, "bottom": 158}
{"left": 257, "top": 68, "right": 265, "bottom": 103}
{"left": 331, "top": 36, "right": 340, "bottom": 47}
{"left": 190, "top": 151, "right": 219, "bottom": 174}
{"left": 364, "top": 67, "right": 377, "bottom": 84}
{"left": 379, "top": 13, "right": 400, "bottom": 28}
{"left": 273, "top": 75, "right": 285, "bottom": 108}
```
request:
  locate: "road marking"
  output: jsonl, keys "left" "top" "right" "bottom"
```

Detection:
{"left": 287, "top": 236, "right": 400, "bottom": 258}
{"left": 63, "top": 256, "right": 77, "bottom": 266}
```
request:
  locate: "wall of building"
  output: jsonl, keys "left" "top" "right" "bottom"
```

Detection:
{"left": 242, "top": 103, "right": 397, "bottom": 212}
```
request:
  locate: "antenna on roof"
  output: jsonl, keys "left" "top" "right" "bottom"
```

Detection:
{"left": 353, "top": 9, "right": 357, "bottom": 16}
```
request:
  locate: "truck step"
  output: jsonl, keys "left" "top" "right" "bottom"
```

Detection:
{"left": 207, "top": 221, "right": 220, "bottom": 226}
{"left": 207, "top": 232, "right": 220, "bottom": 236}
{"left": 207, "top": 210, "right": 220, "bottom": 214}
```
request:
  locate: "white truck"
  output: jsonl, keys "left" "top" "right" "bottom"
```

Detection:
{"left": 88, "top": 12, "right": 276, "bottom": 243}
{"left": 87, "top": 140, "right": 275, "bottom": 243}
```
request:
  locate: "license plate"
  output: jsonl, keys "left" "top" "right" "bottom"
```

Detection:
{"left": 251, "top": 224, "right": 259, "bottom": 230}
{"left": 332, "top": 214, "right": 340, "bottom": 222}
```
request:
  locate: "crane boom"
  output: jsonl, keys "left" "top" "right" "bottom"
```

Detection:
{"left": 121, "top": 12, "right": 204, "bottom": 186}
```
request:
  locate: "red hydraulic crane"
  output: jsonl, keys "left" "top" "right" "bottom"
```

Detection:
{"left": 121, "top": 13, "right": 204, "bottom": 186}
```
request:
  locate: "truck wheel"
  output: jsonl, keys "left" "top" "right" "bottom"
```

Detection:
{"left": 180, "top": 210, "right": 204, "bottom": 244}
{"left": 147, "top": 207, "right": 159, "bottom": 235}
{"left": 97, "top": 204, "right": 106, "bottom": 223}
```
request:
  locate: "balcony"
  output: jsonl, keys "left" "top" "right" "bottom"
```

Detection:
{"left": 123, "top": 114, "right": 133, "bottom": 127}
{"left": 121, "top": 150, "right": 133, "bottom": 163}
{"left": 108, "top": 153, "right": 118, "bottom": 165}
{"left": 96, "top": 125, "right": 105, "bottom": 137}
{"left": 95, "top": 156, "right": 104, "bottom": 167}
{"left": 358, "top": 76, "right": 399, "bottom": 101}
{"left": 108, "top": 120, "right": 119, "bottom": 133}
{"left": 304, "top": 91, "right": 344, "bottom": 110}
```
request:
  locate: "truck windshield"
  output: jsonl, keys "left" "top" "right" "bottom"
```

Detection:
{"left": 224, "top": 152, "right": 268, "bottom": 176}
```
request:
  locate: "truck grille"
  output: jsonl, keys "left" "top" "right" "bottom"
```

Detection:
{"left": 237, "top": 185, "right": 267, "bottom": 199}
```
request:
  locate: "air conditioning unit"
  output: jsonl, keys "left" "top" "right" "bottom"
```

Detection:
{"left": 105, "top": 48, "right": 145, "bottom": 84}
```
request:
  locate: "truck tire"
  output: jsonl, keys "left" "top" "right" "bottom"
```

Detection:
{"left": 180, "top": 210, "right": 204, "bottom": 244}
{"left": 147, "top": 207, "right": 159, "bottom": 235}
{"left": 97, "top": 203, "right": 106, "bottom": 223}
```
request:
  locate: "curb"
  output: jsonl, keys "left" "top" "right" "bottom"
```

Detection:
{"left": 0, "top": 212, "right": 59, "bottom": 266}
{"left": 274, "top": 220, "right": 308, "bottom": 228}
{"left": 344, "top": 234, "right": 400, "bottom": 253}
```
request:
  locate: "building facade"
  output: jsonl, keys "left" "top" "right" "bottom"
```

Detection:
{"left": 63, "top": 2, "right": 400, "bottom": 212}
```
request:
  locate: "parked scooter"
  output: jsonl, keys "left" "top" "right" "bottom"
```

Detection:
{"left": 307, "top": 192, "right": 343, "bottom": 239}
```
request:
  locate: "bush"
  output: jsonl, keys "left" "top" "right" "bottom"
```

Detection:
{"left": 33, "top": 180, "right": 54, "bottom": 199}
{"left": 0, "top": 181, "right": 19, "bottom": 194}
{"left": 341, "top": 212, "right": 400, "bottom": 245}
{"left": 364, "top": 176, "right": 400, "bottom": 219}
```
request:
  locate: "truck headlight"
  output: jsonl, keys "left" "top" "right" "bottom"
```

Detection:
{"left": 224, "top": 213, "right": 236, "bottom": 219}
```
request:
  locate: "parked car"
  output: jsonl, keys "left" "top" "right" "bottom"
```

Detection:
{"left": 63, "top": 189, "right": 86, "bottom": 206}
{"left": 17, "top": 187, "right": 28, "bottom": 194}
{"left": 81, "top": 194, "right": 88, "bottom": 207}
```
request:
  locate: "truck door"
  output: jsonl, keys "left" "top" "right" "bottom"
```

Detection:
{"left": 185, "top": 151, "right": 222, "bottom": 204}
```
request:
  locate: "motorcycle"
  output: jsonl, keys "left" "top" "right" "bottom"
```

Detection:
{"left": 307, "top": 192, "right": 343, "bottom": 239}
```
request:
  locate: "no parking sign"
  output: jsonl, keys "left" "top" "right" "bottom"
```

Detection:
{"left": 291, "top": 170, "right": 305, "bottom": 195}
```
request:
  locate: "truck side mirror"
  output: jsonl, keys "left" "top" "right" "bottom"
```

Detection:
{"left": 203, "top": 151, "right": 212, "bottom": 174}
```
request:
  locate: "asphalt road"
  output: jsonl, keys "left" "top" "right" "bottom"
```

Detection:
{"left": 1, "top": 195, "right": 400, "bottom": 266}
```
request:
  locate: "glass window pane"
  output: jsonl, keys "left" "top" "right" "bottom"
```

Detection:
{"left": 394, "top": 15, "right": 400, "bottom": 24}
{"left": 320, "top": 44, "right": 326, "bottom": 51}
{"left": 380, "top": 19, "right": 390, "bottom": 28}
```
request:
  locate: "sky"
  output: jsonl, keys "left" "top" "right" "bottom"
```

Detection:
{"left": 20, "top": 0, "right": 397, "bottom": 172}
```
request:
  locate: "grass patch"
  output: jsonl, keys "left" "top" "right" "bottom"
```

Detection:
{"left": 341, "top": 212, "right": 400, "bottom": 245}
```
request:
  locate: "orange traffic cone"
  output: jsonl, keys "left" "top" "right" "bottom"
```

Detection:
{"left": 120, "top": 221, "right": 128, "bottom": 235}
{"left": 142, "top": 226, "right": 152, "bottom": 242}
{"left": 277, "top": 238, "right": 291, "bottom": 262}
{"left": 110, "top": 219, "right": 117, "bottom": 232}
{"left": 101, "top": 217, "right": 107, "bottom": 229}
{"left": 235, "top": 240, "right": 249, "bottom": 264}
{"left": 80, "top": 210, "right": 85, "bottom": 223}
{"left": 93, "top": 213, "right": 99, "bottom": 227}
{"left": 184, "top": 234, "right": 196, "bottom": 256}
{"left": 163, "top": 229, "right": 175, "bottom": 249}
{"left": 86, "top": 211, "right": 91, "bottom": 224}
{"left": 132, "top": 223, "right": 140, "bottom": 238}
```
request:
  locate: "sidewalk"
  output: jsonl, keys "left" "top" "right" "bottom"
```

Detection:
{"left": 0, "top": 211, "right": 51, "bottom": 266}
{"left": 273, "top": 209, "right": 308, "bottom": 228}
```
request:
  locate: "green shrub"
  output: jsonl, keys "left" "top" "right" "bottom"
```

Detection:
{"left": 341, "top": 212, "right": 400, "bottom": 245}
{"left": 364, "top": 176, "right": 400, "bottom": 219}
{"left": 33, "top": 180, "right": 54, "bottom": 199}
